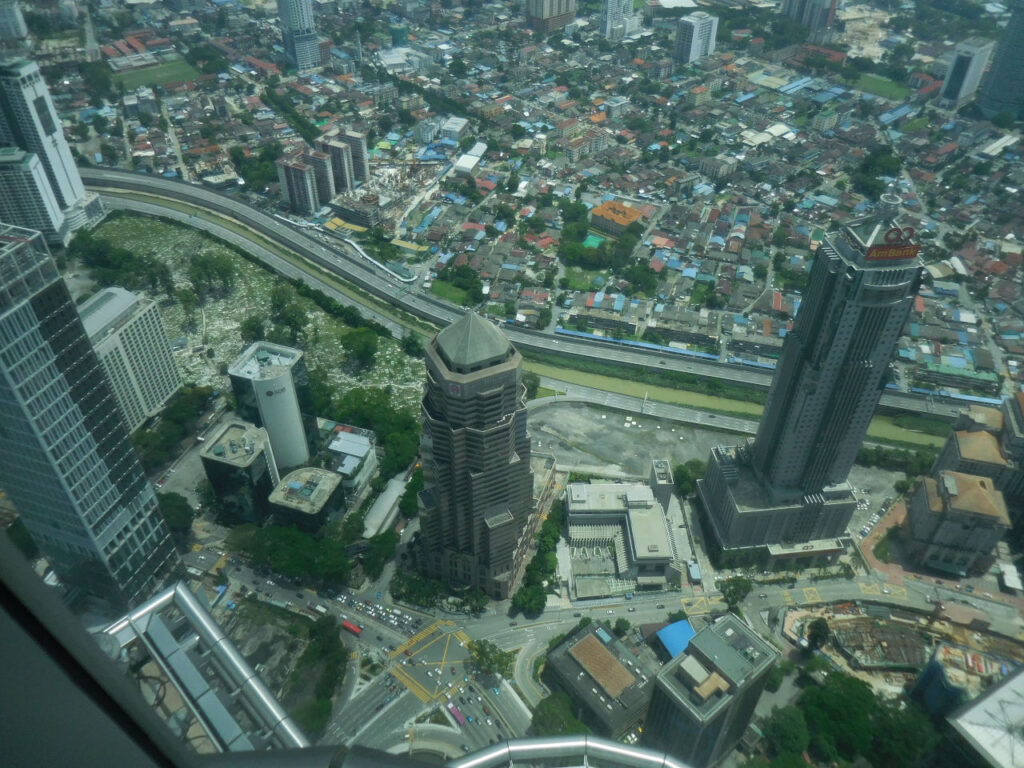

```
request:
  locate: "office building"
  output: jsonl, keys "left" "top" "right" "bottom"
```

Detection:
{"left": 674, "top": 12, "right": 718, "bottom": 64}
{"left": 905, "top": 471, "right": 1010, "bottom": 576}
{"left": 643, "top": 614, "right": 779, "bottom": 768}
{"left": 315, "top": 138, "right": 355, "bottom": 194}
{"left": 600, "top": 0, "right": 631, "bottom": 40}
{"left": 321, "top": 420, "right": 378, "bottom": 501}
{"left": 277, "top": 0, "right": 319, "bottom": 73}
{"left": 275, "top": 155, "right": 319, "bottom": 216}
{"left": 698, "top": 208, "right": 923, "bottom": 562}
{"left": 938, "top": 38, "right": 994, "bottom": 109}
{"left": 269, "top": 467, "right": 342, "bottom": 531}
{"left": 780, "top": 0, "right": 837, "bottom": 32}
{"left": 0, "top": 58, "right": 103, "bottom": 236}
{"left": 417, "top": 314, "right": 534, "bottom": 600}
{"left": 545, "top": 621, "right": 659, "bottom": 738}
{"left": 79, "top": 287, "right": 181, "bottom": 433}
{"left": 0, "top": 225, "right": 179, "bottom": 606}
{"left": 0, "top": 59, "right": 84, "bottom": 210}
{"left": 0, "top": 146, "right": 68, "bottom": 245}
{"left": 0, "top": 2, "right": 27, "bottom": 42}
{"left": 200, "top": 419, "right": 278, "bottom": 523}
{"left": 228, "top": 342, "right": 312, "bottom": 474}
{"left": 978, "top": 4, "right": 1024, "bottom": 120}
{"left": 525, "top": 0, "right": 577, "bottom": 35}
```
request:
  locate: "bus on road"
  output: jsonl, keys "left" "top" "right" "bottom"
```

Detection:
{"left": 448, "top": 704, "right": 467, "bottom": 726}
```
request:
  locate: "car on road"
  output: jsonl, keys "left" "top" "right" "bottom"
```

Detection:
{"left": 461, "top": 746, "right": 470, "bottom": 753}
{"left": 628, "top": 607, "right": 636, "bottom": 612}
{"left": 493, "top": 687, "right": 500, "bottom": 695}
{"left": 606, "top": 610, "right": 614, "bottom": 615}
{"left": 483, "top": 705, "right": 490, "bottom": 715}
{"left": 451, "top": 667, "right": 456, "bottom": 675}
{"left": 759, "top": 593, "right": 768, "bottom": 599}
{"left": 573, "top": 613, "right": 582, "bottom": 617}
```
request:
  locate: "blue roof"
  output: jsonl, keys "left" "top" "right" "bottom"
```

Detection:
{"left": 657, "top": 620, "right": 695, "bottom": 658}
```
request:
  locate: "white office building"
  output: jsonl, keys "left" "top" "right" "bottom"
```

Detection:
{"left": 79, "top": 287, "right": 181, "bottom": 433}
{"left": 0, "top": 224, "right": 179, "bottom": 606}
{"left": 228, "top": 342, "right": 311, "bottom": 474}
{"left": 0, "top": 147, "right": 68, "bottom": 245}
{"left": 938, "top": 38, "right": 994, "bottom": 109}
{"left": 0, "top": 1, "right": 27, "bottom": 41}
{"left": 0, "top": 58, "right": 104, "bottom": 235}
{"left": 674, "top": 12, "right": 718, "bottom": 63}
{"left": 600, "top": 0, "right": 632, "bottom": 40}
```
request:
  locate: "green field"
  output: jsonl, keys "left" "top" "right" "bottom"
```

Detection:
{"left": 430, "top": 279, "right": 469, "bottom": 305}
{"left": 856, "top": 74, "right": 909, "bottom": 102}
{"left": 563, "top": 266, "right": 606, "bottom": 291}
{"left": 525, "top": 361, "right": 946, "bottom": 448}
{"left": 113, "top": 59, "right": 200, "bottom": 90}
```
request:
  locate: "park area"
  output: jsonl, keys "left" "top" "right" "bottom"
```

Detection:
{"left": 113, "top": 58, "right": 200, "bottom": 90}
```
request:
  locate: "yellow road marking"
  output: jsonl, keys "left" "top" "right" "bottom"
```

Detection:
{"left": 803, "top": 587, "right": 822, "bottom": 603}
{"left": 888, "top": 585, "right": 907, "bottom": 599}
{"left": 781, "top": 590, "right": 795, "bottom": 605}
{"left": 682, "top": 597, "right": 708, "bottom": 614}
{"left": 859, "top": 583, "right": 881, "bottom": 595}
{"left": 392, "top": 665, "right": 432, "bottom": 703}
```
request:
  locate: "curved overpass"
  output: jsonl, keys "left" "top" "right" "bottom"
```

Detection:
{"left": 81, "top": 168, "right": 960, "bottom": 419}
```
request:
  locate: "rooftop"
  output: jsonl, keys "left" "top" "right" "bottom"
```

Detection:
{"left": 570, "top": 634, "right": 636, "bottom": 700}
{"left": 949, "top": 666, "right": 1024, "bottom": 768}
{"left": 79, "top": 287, "right": 143, "bottom": 341}
{"left": 228, "top": 341, "right": 302, "bottom": 381}
{"left": 567, "top": 483, "right": 656, "bottom": 514}
{"left": 201, "top": 421, "right": 270, "bottom": 468}
{"left": 591, "top": 199, "right": 643, "bottom": 227}
{"left": 955, "top": 430, "right": 1007, "bottom": 466}
{"left": 939, "top": 470, "right": 1011, "bottom": 523}
{"left": 269, "top": 468, "right": 340, "bottom": 514}
{"left": 435, "top": 312, "right": 512, "bottom": 370}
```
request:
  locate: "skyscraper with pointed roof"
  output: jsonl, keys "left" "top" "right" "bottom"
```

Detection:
{"left": 417, "top": 314, "right": 534, "bottom": 599}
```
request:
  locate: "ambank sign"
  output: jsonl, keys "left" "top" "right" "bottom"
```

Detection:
{"left": 866, "top": 227, "right": 920, "bottom": 261}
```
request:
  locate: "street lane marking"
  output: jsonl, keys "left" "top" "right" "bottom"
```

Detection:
{"left": 889, "top": 585, "right": 907, "bottom": 599}
{"left": 707, "top": 595, "right": 725, "bottom": 609}
{"left": 391, "top": 620, "right": 446, "bottom": 658}
{"left": 391, "top": 665, "right": 432, "bottom": 703}
{"left": 859, "top": 583, "right": 881, "bottom": 595}
{"left": 803, "top": 587, "right": 822, "bottom": 603}
{"left": 682, "top": 597, "right": 708, "bottom": 614}
{"left": 781, "top": 590, "right": 794, "bottom": 605}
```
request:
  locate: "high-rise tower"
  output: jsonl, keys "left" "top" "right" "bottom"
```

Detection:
{"left": 0, "top": 59, "right": 84, "bottom": 210}
{"left": 698, "top": 208, "right": 923, "bottom": 561}
{"left": 674, "top": 13, "right": 718, "bottom": 63}
{"left": 780, "top": 0, "right": 837, "bottom": 32}
{"left": 938, "top": 38, "right": 994, "bottom": 110}
{"left": 525, "top": 0, "right": 577, "bottom": 35}
{"left": 417, "top": 314, "right": 534, "bottom": 600}
{"left": 277, "top": 0, "right": 319, "bottom": 73}
{"left": 978, "top": 3, "right": 1024, "bottom": 120}
{"left": 228, "top": 341, "right": 312, "bottom": 475}
{"left": 0, "top": 146, "right": 68, "bottom": 244}
{"left": 0, "top": 58, "right": 103, "bottom": 241}
{"left": 0, "top": 225, "right": 180, "bottom": 606}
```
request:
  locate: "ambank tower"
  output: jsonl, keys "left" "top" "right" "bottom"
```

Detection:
{"left": 698, "top": 203, "right": 923, "bottom": 566}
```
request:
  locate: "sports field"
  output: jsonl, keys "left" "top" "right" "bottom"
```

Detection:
{"left": 113, "top": 59, "right": 200, "bottom": 90}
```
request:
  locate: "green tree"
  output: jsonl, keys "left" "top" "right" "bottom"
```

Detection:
{"left": 801, "top": 673, "right": 878, "bottom": 759}
{"left": 870, "top": 699, "right": 938, "bottom": 768}
{"left": 239, "top": 314, "right": 266, "bottom": 343}
{"left": 523, "top": 370, "right": 541, "bottom": 399}
{"left": 806, "top": 617, "right": 830, "bottom": 651}
{"left": 764, "top": 706, "right": 810, "bottom": 757}
{"left": 720, "top": 576, "right": 753, "bottom": 608}
{"left": 531, "top": 692, "right": 589, "bottom": 736}
{"left": 468, "top": 639, "right": 516, "bottom": 677}
{"left": 512, "top": 584, "right": 546, "bottom": 615}
{"left": 399, "top": 467, "right": 423, "bottom": 518}
{"left": 362, "top": 530, "right": 398, "bottom": 579}
{"left": 342, "top": 327, "right": 379, "bottom": 368}
{"left": 157, "top": 492, "right": 195, "bottom": 535}
{"left": 613, "top": 617, "right": 631, "bottom": 637}
{"left": 667, "top": 609, "right": 688, "bottom": 622}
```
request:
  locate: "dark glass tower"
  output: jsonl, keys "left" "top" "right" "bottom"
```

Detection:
{"left": 0, "top": 224, "right": 179, "bottom": 605}
{"left": 978, "top": 3, "right": 1024, "bottom": 120}
{"left": 417, "top": 314, "right": 534, "bottom": 600}
{"left": 699, "top": 209, "right": 923, "bottom": 555}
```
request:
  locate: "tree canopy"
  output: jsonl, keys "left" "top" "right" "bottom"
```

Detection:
{"left": 468, "top": 639, "right": 516, "bottom": 678}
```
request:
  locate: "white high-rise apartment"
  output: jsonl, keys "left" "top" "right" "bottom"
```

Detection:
{"left": 674, "top": 12, "right": 718, "bottom": 63}
{"left": 600, "top": 0, "right": 631, "bottom": 40}
{"left": 0, "top": 147, "right": 68, "bottom": 245}
{"left": 79, "top": 287, "right": 182, "bottom": 433}
{"left": 277, "top": 0, "right": 320, "bottom": 73}
{"left": 0, "top": 59, "right": 85, "bottom": 209}
{"left": 0, "top": 1, "right": 27, "bottom": 41}
{"left": 0, "top": 225, "right": 180, "bottom": 606}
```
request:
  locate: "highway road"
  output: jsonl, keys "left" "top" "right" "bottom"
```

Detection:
{"left": 82, "top": 167, "right": 961, "bottom": 419}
